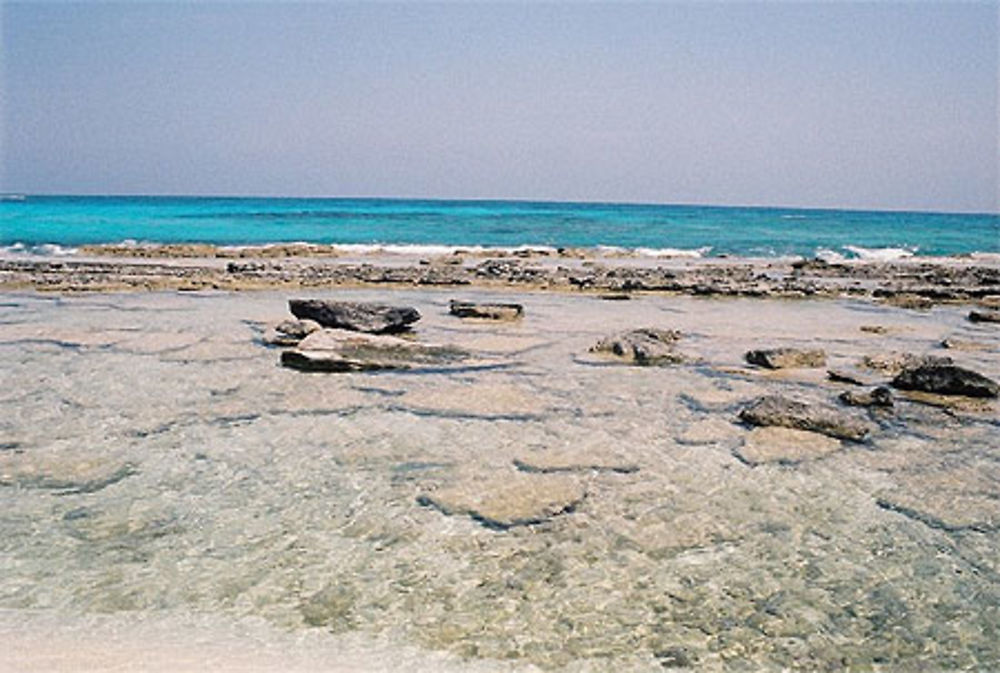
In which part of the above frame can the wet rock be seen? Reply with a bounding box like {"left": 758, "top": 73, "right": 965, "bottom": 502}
{"left": 300, "top": 584, "right": 356, "bottom": 630}
{"left": 281, "top": 329, "right": 467, "bottom": 372}
{"left": 860, "top": 352, "right": 952, "bottom": 377}
{"left": 827, "top": 369, "right": 874, "bottom": 386}
{"left": 968, "top": 309, "right": 1000, "bottom": 324}
{"left": 891, "top": 364, "right": 999, "bottom": 398}
{"left": 839, "top": 386, "right": 893, "bottom": 408}
{"left": 859, "top": 325, "right": 889, "bottom": 334}
{"left": 0, "top": 451, "right": 137, "bottom": 494}
{"left": 448, "top": 300, "right": 523, "bottom": 321}
{"left": 262, "top": 318, "right": 321, "bottom": 346}
{"left": 513, "top": 448, "right": 639, "bottom": 474}
{"left": 288, "top": 299, "right": 420, "bottom": 333}
{"left": 745, "top": 348, "right": 826, "bottom": 369}
{"left": 417, "top": 474, "right": 585, "bottom": 529}
{"left": 590, "top": 328, "right": 684, "bottom": 365}
{"left": 883, "top": 294, "right": 934, "bottom": 310}
{"left": 738, "top": 395, "right": 873, "bottom": 442}
{"left": 736, "top": 427, "right": 842, "bottom": 465}
{"left": 940, "top": 338, "right": 988, "bottom": 351}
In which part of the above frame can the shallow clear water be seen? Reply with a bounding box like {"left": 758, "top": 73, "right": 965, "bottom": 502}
{"left": 2, "top": 196, "right": 998, "bottom": 258}
{"left": 1, "top": 288, "right": 998, "bottom": 670}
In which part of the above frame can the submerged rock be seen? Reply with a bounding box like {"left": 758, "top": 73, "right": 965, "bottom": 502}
{"left": 288, "top": 299, "right": 420, "bottom": 333}
{"left": 590, "top": 327, "right": 684, "bottom": 365}
{"left": 736, "top": 427, "right": 842, "bottom": 465}
{"left": 745, "top": 348, "right": 826, "bottom": 369}
{"left": 281, "top": 329, "right": 467, "bottom": 372}
{"left": 892, "top": 364, "right": 999, "bottom": 398}
{"left": 448, "top": 300, "right": 523, "bottom": 321}
{"left": 0, "top": 451, "right": 137, "bottom": 494}
{"left": 513, "top": 448, "right": 639, "bottom": 474}
{"left": 968, "top": 309, "right": 1000, "bottom": 324}
{"left": 262, "top": 318, "right": 321, "bottom": 346}
{"left": 839, "top": 386, "right": 894, "bottom": 408}
{"left": 738, "top": 395, "right": 873, "bottom": 442}
{"left": 417, "top": 474, "right": 585, "bottom": 529}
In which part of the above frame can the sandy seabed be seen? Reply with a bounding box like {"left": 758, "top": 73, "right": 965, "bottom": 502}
{"left": 1, "top": 270, "right": 998, "bottom": 670}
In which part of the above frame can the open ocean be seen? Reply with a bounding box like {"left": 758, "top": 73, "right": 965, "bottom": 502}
{"left": 2, "top": 195, "right": 998, "bottom": 260}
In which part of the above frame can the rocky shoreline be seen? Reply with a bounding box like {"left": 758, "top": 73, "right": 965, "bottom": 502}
{"left": 2, "top": 247, "right": 1000, "bottom": 305}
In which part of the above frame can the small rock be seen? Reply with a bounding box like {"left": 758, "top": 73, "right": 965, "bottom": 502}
{"left": 300, "top": 584, "right": 356, "bottom": 630}
{"left": 968, "top": 309, "right": 1000, "bottom": 324}
{"left": 940, "top": 338, "right": 988, "bottom": 351}
{"left": 839, "top": 386, "right": 894, "bottom": 408}
{"left": 598, "top": 293, "right": 632, "bottom": 301}
{"left": 827, "top": 369, "right": 873, "bottom": 386}
{"left": 736, "top": 427, "right": 842, "bottom": 465}
{"left": 892, "top": 364, "right": 999, "bottom": 398}
{"left": 590, "top": 328, "right": 684, "bottom": 365}
{"left": 738, "top": 395, "right": 873, "bottom": 442}
{"left": 281, "top": 329, "right": 467, "bottom": 372}
{"left": 448, "top": 300, "right": 523, "bottom": 321}
{"left": 262, "top": 318, "right": 321, "bottom": 346}
{"left": 745, "top": 348, "right": 826, "bottom": 369}
{"left": 884, "top": 294, "right": 934, "bottom": 310}
{"left": 417, "top": 474, "right": 585, "bottom": 529}
{"left": 288, "top": 299, "right": 420, "bottom": 333}
{"left": 860, "top": 352, "right": 952, "bottom": 377}
{"left": 859, "top": 325, "right": 889, "bottom": 334}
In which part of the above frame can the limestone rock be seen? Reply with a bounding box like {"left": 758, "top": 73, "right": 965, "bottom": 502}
{"left": 0, "top": 451, "right": 136, "bottom": 494}
{"left": 417, "top": 474, "right": 585, "bottom": 529}
{"left": 968, "top": 309, "right": 1000, "bottom": 324}
{"left": 281, "top": 329, "right": 467, "bottom": 373}
{"left": 839, "top": 386, "right": 894, "bottom": 408}
{"left": 590, "top": 328, "right": 684, "bottom": 365}
{"left": 513, "top": 448, "right": 639, "bottom": 474}
{"left": 827, "top": 369, "right": 875, "bottom": 386}
{"left": 860, "top": 352, "right": 952, "bottom": 377}
{"left": 262, "top": 318, "right": 320, "bottom": 346}
{"left": 448, "top": 300, "right": 523, "bottom": 321}
{"left": 738, "top": 395, "right": 873, "bottom": 442}
{"left": 288, "top": 299, "right": 420, "bottom": 333}
{"left": 736, "top": 427, "right": 842, "bottom": 465}
{"left": 892, "top": 364, "right": 999, "bottom": 398}
{"left": 745, "top": 348, "right": 826, "bottom": 369}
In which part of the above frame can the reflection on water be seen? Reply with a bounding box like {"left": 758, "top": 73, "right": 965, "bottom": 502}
{"left": 1, "top": 289, "right": 998, "bottom": 670}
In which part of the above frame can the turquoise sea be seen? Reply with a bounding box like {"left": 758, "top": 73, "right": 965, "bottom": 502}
{"left": 2, "top": 195, "right": 997, "bottom": 259}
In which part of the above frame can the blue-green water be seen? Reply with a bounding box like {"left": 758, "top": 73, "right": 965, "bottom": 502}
{"left": 2, "top": 195, "right": 997, "bottom": 259}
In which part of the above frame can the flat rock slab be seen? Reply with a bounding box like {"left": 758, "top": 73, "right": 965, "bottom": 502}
{"left": 589, "top": 327, "right": 684, "bottom": 365}
{"left": 745, "top": 348, "right": 826, "bottom": 369}
{"left": 877, "top": 469, "right": 1000, "bottom": 533}
{"left": 400, "top": 383, "right": 543, "bottom": 418}
{"left": 513, "top": 448, "right": 639, "bottom": 474}
{"left": 892, "top": 364, "right": 999, "bottom": 398}
{"left": 0, "top": 451, "right": 136, "bottom": 494}
{"left": 736, "top": 427, "right": 842, "bottom": 465}
{"left": 288, "top": 299, "right": 420, "bottom": 333}
{"left": 417, "top": 474, "right": 586, "bottom": 529}
{"left": 449, "top": 300, "right": 523, "bottom": 321}
{"left": 860, "top": 352, "right": 952, "bottom": 377}
{"left": 738, "top": 395, "right": 873, "bottom": 442}
{"left": 281, "top": 329, "right": 467, "bottom": 372}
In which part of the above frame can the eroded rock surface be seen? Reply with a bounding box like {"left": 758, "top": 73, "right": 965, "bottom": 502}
{"left": 262, "top": 318, "right": 320, "bottom": 346}
{"left": 0, "top": 451, "right": 136, "bottom": 494}
{"left": 839, "top": 386, "right": 894, "bottom": 408}
{"left": 738, "top": 395, "right": 873, "bottom": 441}
{"left": 288, "top": 299, "right": 420, "bottom": 333}
{"left": 968, "top": 309, "right": 1000, "bottom": 324}
{"left": 513, "top": 448, "right": 639, "bottom": 474}
{"left": 860, "top": 352, "right": 952, "bottom": 377}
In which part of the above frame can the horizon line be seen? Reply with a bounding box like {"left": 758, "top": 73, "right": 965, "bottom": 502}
{"left": 4, "top": 191, "right": 998, "bottom": 218}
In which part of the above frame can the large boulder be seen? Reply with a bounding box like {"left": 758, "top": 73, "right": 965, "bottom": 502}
{"left": 281, "top": 329, "right": 466, "bottom": 372}
{"left": 449, "top": 300, "right": 523, "bottom": 321}
{"left": 892, "top": 364, "right": 999, "bottom": 398}
{"left": 745, "top": 348, "right": 826, "bottom": 369}
{"left": 590, "top": 328, "right": 684, "bottom": 365}
{"left": 738, "top": 395, "right": 873, "bottom": 442}
{"left": 288, "top": 299, "right": 420, "bottom": 333}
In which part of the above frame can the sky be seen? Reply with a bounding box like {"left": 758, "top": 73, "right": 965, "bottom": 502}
{"left": 1, "top": 1, "right": 997, "bottom": 212}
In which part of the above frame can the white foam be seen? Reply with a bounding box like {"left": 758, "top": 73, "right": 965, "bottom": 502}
{"left": 815, "top": 248, "right": 847, "bottom": 263}
{"left": 634, "top": 246, "right": 712, "bottom": 258}
{"left": 843, "top": 245, "right": 917, "bottom": 261}
{"left": 1, "top": 242, "right": 79, "bottom": 256}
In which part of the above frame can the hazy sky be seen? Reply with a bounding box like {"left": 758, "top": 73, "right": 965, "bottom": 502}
{"left": 2, "top": 2, "right": 997, "bottom": 212}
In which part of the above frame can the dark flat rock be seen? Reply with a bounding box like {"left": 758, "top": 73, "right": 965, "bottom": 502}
{"left": 968, "top": 309, "right": 1000, "bottom": 324}
{"left": 448, "top": 300, "right": 523, "bottom": 321}
{"left": 892, "top": 364, "right": 999, "bottom": 398}
{"left": 288, "top": 299, "right": 420, "bottom": 333}
{"left": 745, "top": 348, "right": 826, "bottom": 369}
